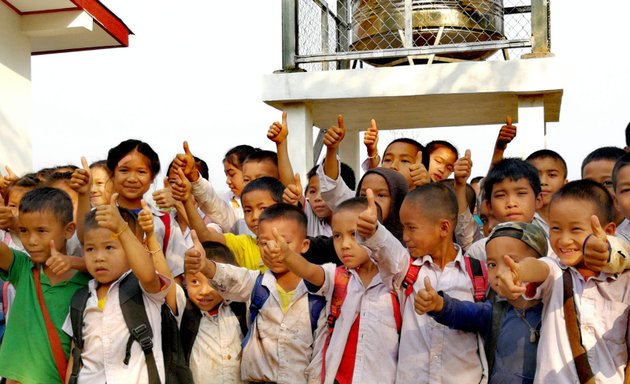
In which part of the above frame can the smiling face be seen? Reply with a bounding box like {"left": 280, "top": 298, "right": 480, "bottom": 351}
{"left": 359, "top": 173, "right": 392, "bottom": 222}
{"left": 488, "top": 178, "right": 542, "bottom": 223}
{"left": 90, "top": 166, "right": 113, "bottom": 207}
{"left": 528, "top": 157, "right": 567, "bottom": 206}
{"left": 306, "top": 175, "right": 332, "bottom": 220}
{"left": 428, "top": 146, "right": 457, "bottom": 182}
{"left": 381, "top": 142, "right": 420, "bottom": 189}
{"left": 331, "top": 208, "right": 371, "bottom": 269}
{"left": 18, "top": 211, "right": 74, "bottom": 264}
{"left": 113, "top": 150, "right": 154, "bottom": 208}
{"left": 486, "top": 236, "right": 540, "bottom": 291}
{"left": 257, "top": 218, "right": 309, "bottom": 274}
{"left": 223, "top": 160, "right": 244, "bottom": 196}
{"left": 185, "top": 271, "right": 224, "bottom": 311}
{"left": 84, "top": 227, "right": 130, "bottom": 284}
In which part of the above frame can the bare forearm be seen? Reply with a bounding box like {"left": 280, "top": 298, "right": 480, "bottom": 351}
{"left": 184, "top": 198, "right": 225, "bottom": 244}
{"left": 76, "top": 194, "right": 91, "bottom": 243}
{"left": 285, "top": 252, "right": 325, "bottom": 287}
{"left": 454, "top": 182, "right": 468, "bottom": 214}
{"left": 146, "top": 232, "right": 177, "bottom": 312}
{"left": 518, "top": 258, "right": 550, "bottom": 283}
{"left": 119, "top": 228, "right": 161, "bottom": 292}
{"left": 276, "top": 141, "right": 295, "bottom": 187}
{"left": 323, "top": 149, "right": 339, "bottom": 180}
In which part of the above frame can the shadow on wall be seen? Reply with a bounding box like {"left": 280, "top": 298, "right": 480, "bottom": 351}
{"left": 0, "top": 109, "right": 31, "bottom": 176}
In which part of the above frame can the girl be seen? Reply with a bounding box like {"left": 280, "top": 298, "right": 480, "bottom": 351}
{"left": 88, "top": 160, "right": 113, "bottom": 207}
{"left": 424, "top": 140, "right": 459, "bottom": 182}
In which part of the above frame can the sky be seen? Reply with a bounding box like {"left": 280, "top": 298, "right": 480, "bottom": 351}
{"left": 29, "top": 1, "right": 630, "bottom": 196}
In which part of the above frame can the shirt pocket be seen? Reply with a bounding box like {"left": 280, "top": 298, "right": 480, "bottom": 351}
{"left": 598, "top": 299, "right": 630, "bottom": 365}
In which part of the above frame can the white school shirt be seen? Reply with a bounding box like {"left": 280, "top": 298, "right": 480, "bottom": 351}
{"left": 527, "top": 258, "right": 630, "bottom": 384}
{"left": 303, "top": 199, "right": 332, "bottom": 238}
{"left": 175, "top": 286, "right": 244, "bottom": 384}
{"left": 62, "top": 270, "right": 170, "bottom": 384}
{"left": 210, "top": 263, "right": 326, "bottom": 384}
{"left": 191, "top": 177, "right": 239, "bottom": 234}
{"left": 317, "top": 161, "right": 355, "bottom": 211}
{"left": 364, "top": 225, "right": 487, "bottom": 384}
{"left": 315, "top": 263, "right": 399, "bottom": 384}
{"left": 151, "top": 204, "right": 187, "bottom": 277}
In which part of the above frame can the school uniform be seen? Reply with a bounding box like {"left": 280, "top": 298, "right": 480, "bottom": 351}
{"left": 150, "top": 204, "right": 188, "bottom": 277}
{"left": 314, "top": 263, "right": 399, "bottom": 384}
{"left": 364, "top": 225, "right": 487, "bottom": 384}
{"left": 210, "top": 263, "right": 325, "bottom": 384}
{"left": 527, "top": 257, "right": 630, "bottom": 383}
{"left": 191, "top": 176, "right": 240, "bottom": 234}
{"left": 303, "top": 199, "right": 332, "bottom": 238}
{"left": 62, "top": 270, "right": 170, "bottom": 384}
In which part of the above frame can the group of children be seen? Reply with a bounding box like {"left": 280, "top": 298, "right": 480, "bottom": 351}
{"left": 0, "top": 115, "right": 630, "bottom": 384}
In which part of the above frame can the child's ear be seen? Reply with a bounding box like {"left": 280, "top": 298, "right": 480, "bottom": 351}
{"left": 64, "top": 221, "right": 76, "bottom": 240}
{"left": 300, "top": 238, "right": 310, "bottom": 254}
{"left": 439, "top": 218, "right": 452, "bottom": 238}
{"left": 484, "top": 199, "right": 493, "bottom": 216}
{"left": 535, "top": 193, "right": 543, "bottom": 210}
{"left": 604, "top": 221, "right": 616, "bottom": 236}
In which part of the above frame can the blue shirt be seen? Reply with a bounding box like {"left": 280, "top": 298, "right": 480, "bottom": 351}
{"left": 431, "top": 293, "right": 542, "bottom": 384}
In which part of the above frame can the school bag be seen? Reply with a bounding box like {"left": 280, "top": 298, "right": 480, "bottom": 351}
{"left": 401, "top": 255, "right": 488, "bottom": 301}
{"left": 241, "top": 273, "right": 326, "bottom": 349}
{"left": 68, "top": 273, "right": 193, "bottom": 384}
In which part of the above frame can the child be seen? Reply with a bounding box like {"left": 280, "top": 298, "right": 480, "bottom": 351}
{"left": 496, "top": 179, "right": 630, "bottom": 383}
{"left": 179, "top": 240, "right": 245, "bottom": 384}
{"left": 184, "top": 203, "right": 325, "bottom": 384}
{"left": 363, "top": 182, "right": 487, "bottom": 384}
{"left": 276, "top": 195, "right": 400, "bottom": 384}
{"left": 88, "top": 160, "right": 113, "bottom": 207}
{"left": 0, "top": 187, "right": 90, "bottom": 383}
{"left": 424, "top": 140, "right": 459, "bottom": 182}
{"left": 242, "top": 149, "right": 280, "bottom": 187}
{"left": 581, "top": 146, "right": 626, "bottom": 225}
{"left": 613, "top": 153, "right": 630, "bottom": 240}
{"left": 415, "top": 221, "right": 548, "bottom": 384}
{"left": 177, "top": 175, "right": 285, "bottom": 272}
{"left": 0, "top": 174, "right": 40, "bottom": 250}
{"left": 65, "top": 194, "right": 170, "bottom": 383}
{"left": 525, "top": 149, "right": 568, "bottom": 233}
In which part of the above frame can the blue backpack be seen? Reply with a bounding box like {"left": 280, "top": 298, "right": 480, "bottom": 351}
{"left": 241, "top": 274, "right": 326, "bottom": 348}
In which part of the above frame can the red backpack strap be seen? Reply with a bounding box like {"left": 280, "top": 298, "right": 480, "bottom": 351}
{"left": 158, "top": 212, "right": 171, "bottom": 252}
{"left": 390, "top": 292, "right": 402, "bottom": 334}
{"left": 464, "top": 256, "right": 488, "bottom": 302}
{"left": 321, "top": 266, "right": 351, "bottom": 383}
{"left": 402, "top": 257, "right": 421, "bottom": 297}
{"left": 2, "top": 281, "right": 8, "bottom": 318}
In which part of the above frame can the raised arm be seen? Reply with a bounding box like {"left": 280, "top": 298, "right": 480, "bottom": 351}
{"left": 264, "top": 227, "right": 324, "bottom": 287}
{"left": 0, "top": 241, "right": 14, "bottom": 272}
{"left": 496, "top": 255, "right": 549, "bottom": 300}
{"left": 489, "top": 116, "right": 517, "bottom": 171}
{"left": 323, "top": 115, "right": 345, "bottom": 181}
{"left": 185, "top": 229, "right": 217, "bottom": 279}
{"left": 282, "top": 173, "right": 305, "bottom": 207}
{"left": 268, "top": 111, "right": 295, "bottom": 187}
{"left": 95, "top": 193, "right": 161, "bottom": 293}
{"left": 364, "top": 118, "right": 380, "bottom": 169}
{"left": 69, "top": 157, "right": 92, "bottom": 243}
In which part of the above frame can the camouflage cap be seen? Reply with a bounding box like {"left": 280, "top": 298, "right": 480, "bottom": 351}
{"left": 486, "top": 221, "right": 548, "bottom": 257}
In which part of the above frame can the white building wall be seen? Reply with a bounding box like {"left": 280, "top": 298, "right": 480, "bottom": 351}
{"left": 0, "top": 5, "right": 32, "bottom": 175}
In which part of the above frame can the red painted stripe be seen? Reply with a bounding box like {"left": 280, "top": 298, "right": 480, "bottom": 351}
{"left": 71, "top": 0, "right": 132, "bottom": 47}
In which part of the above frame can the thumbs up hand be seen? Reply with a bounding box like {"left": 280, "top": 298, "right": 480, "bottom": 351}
{"left": 282, "top": 173, "right": 303, "bottom": 206}
{"left": 454, "top": 149, "right": 472, "bottom": 186}
{"left": 323, "top": 115, "right": 346, "bottom": 150}
{"left": 171, "top": 167, "right": 192, "bottom": 202}
{"left": 185, "top": 230, "right": 207, "bottom": 275}
{"left": 0, "top": 166, "right": 18, "bottom": 189}
{"left": 138, "top": 199, "right": 155, "bottom": 237}
{"left": 414, "top": 276, "right": 444, "bottom": 315}
{"left": 69, "top": 157, "right": 92, "bottom": 195}
{"left": 152, "top": 177, "right": 176, "bottom": 211}
{"left": 357, "top": 189, "right": 379, "bottom": 239}
{"left": 583, "top": 215, "right": 611, "bottom": 272}
{"left": 363, "top": 118, "right": 379, "bottom": 158}
{"left": 267, "top": 111, "right": 289, "bottom": 145}
{"left": 95, "top": 193, "right": 126, "bottom": 234}
{"left": 410, "top": 153, "right": 430, "bottom": 187}
{"left": 495, "top": 116, "right": 517, "bottom": 151}
{"left": 45, "top": 240, "right": 73, "bottom": 276}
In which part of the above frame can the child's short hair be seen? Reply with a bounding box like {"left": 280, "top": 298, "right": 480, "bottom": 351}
{"left": 43, "top": 170, "right": 72, "bottom": 186}
{"left": 201, "top": 241, "right": 238, "bottom": 266}
{"left": 19, "top": 187, "right": 73, "bottom": 225}
{"left": 613, "top": 153, "right": 630, "bottom": 189}
{"left": 107, "top": 139, "right": 161, "bottom": 178}
{"left": 384, "top": 137, "right": 427, "bottom": 165}
{"left": 3, "top": 175, "right": 40, "bottom": 205}
{"left": 404, "top": 182, "right": 458, "bottom": 227}
{"left": 483, "top": 158, "right": 541, "bottom": 202}
{"left": 626, "top": 122, "right": 630, "bottom": 147}
{"left": 240, "top": 176, "right": 284, "bottom": 203}
{"left": 438, "top": 179, "right": 476, "bottom": 214}
{"left": 470, "top": 176, "right": 484, "bottom": 185}
{"left": 243, "top": 149, "right": 278, "bottom": 168}
{"left": 258, "top": 203, "right": 308, "bottom": 236}
{"left": 526, "top": 149, "right": 568, "bottom": 179}
{"left": 83, "top": 207, "right": 139, "bottom": 235}
{"left": 89, "top": 160, "right": 110, "bottom": 173}
{"left": 334, "top": 196, "right": 383, "bottom": 222}
{"left": 551, "top": 179, "right": 614, "bottom": 224}
{"left": 166, "top": 156, "right": 210, "bottom": 181}
{"left": 580, "top": 146, "right": 625, "bottom": 178}
{"left": 306, "top": 162, "right": 356, "bottom": 191}
{"left": 425, "top": 140, "right": 459, "bottom": 159}
{"left": 223, "top": 144, "right": 257, "bottom": 170}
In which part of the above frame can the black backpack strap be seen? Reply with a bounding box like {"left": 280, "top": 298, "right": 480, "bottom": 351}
{"left": 229, "top": 301, "right": 249, "bottom": 338}
{"left": 68, "top": 286, "right": 90, "bottom": 384}
{"left": 119, "top": 273, "right": 161, "bottom": 384}
{"left": 180, "top": 299, "right": 203, "bottom": 364}
{"left": 484, "top": 290, "right": 507, "bottom": 375}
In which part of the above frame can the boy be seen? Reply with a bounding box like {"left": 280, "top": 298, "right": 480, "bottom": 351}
{"left": 175, "top": 176, "right": 285, "bottom": 272}
{"left": 415, "top": 221, "right": 548, "bottom": 384}
{"left": 65, "top": 194, "right": 170, "bottom": 383}
{"left": 497, "top": 179, "right": 630, "bottom": 383}
{"left": 613, "top": 153, "right": 630, "bottom": 240}
{"left": 362, "top": 183, "right": 487, "bottom": 384}
{"left": 185, "top": 203, "right": 325, "bottom": 384}
{"left": 526, "top": 149, "right": 568, "bottom": 233}
{"left": 581, "top": 146, "right": 626, "bottom": 225}
{"left": 242, "top": 150, "right": 280, "bottom": 187}
{"left": 0, "top": 187, "right": 90, "bottom": 383}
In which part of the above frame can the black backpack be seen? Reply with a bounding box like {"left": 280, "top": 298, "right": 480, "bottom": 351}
{"left": 68, "top": 273, "right": 193, "bottom": 384}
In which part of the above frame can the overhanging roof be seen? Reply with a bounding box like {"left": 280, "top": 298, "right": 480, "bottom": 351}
{"left": 2, "top": 0, "right": 132, "bottom": 54}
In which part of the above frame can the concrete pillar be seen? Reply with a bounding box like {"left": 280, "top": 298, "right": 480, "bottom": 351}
{"left": 517, "top": 95, "right": 546, "bottom": 158}
{"left": 286, "top": 103, "right": 314, "bottom": 180}
{"left": 338, "top": 128, "right": 360, "bottom": 177}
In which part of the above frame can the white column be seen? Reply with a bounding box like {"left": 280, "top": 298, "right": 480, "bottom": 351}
{"left": 285, "top": 103, "right": 314, "bottom": 181}
{"left": 339, "top": 128, "right": 360, "bottom": 178}
{"left": 516, "top": 95, "right": 546, "bottom": 158}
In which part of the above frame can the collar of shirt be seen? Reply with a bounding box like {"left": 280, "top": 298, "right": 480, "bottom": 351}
{"left": 417, "top": 244, "right": 466, "bottom": 272}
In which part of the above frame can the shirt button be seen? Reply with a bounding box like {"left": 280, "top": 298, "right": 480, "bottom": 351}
{"left": 280, "top": 323, "right": 286, "bottom": 328}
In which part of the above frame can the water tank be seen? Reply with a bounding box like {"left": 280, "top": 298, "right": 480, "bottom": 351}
{"left": 351, "top": 0, "right": 505, "bottom": 65}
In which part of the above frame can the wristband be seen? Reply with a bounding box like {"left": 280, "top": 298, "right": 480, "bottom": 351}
{"left": 111, "top": 222, "right": 129, "bottom": 240}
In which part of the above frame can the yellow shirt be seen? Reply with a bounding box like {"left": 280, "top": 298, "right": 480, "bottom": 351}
{"left": 275, "top": 284, "right": 295, "bottom": 313}
{"left": 224, "top": 233, "right": 266, "bottom": 272}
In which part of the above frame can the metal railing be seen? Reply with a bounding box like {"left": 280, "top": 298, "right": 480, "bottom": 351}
{"left": 282, "top": 0, "right": 550, "bottom": 71}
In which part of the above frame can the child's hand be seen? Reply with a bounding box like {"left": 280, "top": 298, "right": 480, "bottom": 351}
{"left": 0, "top": 165, "right": 17, "bottom": 189}
{"left": 414, "top": 276, "right": 444, "bottom": 315}
{"left": 267, "top": 111, "right": 289, "bottom": 145}
{"left": 495, "top": 116, "right": 517, "bottom": 151}
{"left": 171, "top": 167, "right": 192, "bottom": 202}
{"left": 152, "top": 178, "right": 176, "bottom": 210}
{"left": 138, "top": 200, "right": 155, "bottom": 237}
{"left": 454, "top": 149, "right": 472, "bottom": 186}
{"left": 363, "top": 118, "right": 379, "bottom": 158}
{"left": 69, "top": 157, "right": 91, "bottom": 195}
{"left": 323, "top": 115, "right": 346, "bottom": 150}
{"left": 357, "top": 189, "right": 379, "bottom": 239}
{"left": 282, "top": 173, "right": 303, "bottom": 206}
{"left": 410, "top": 154, "right": 430, "bottom": 187}
{"left": 45, "top": 240, "right": 73, "bottom": 275}
{"left": 173, "top": 141, "right": 198, "bottom": 182}
{"left": 583, "top": 215, "right": 610, "bottom": 272}
{"left": 95, "top": 193, "right": 126, "bottom": 234}
{"left": 263, "top": 227, "right": 290, "bottom": 266}
{"left": 185, "top": 230, "right": 207, "bottom": 275}
{"left": 0, "top": 204, "right": 16, "bottom": 230}
{"left": 496, "top": 255, "right": 526, "bottom": 300}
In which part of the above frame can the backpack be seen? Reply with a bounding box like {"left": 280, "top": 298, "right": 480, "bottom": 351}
{"left": 158, "top": 213, "right": 171, "bottom": 252}
{"left": 68, "top": 273, "right": 193, "bottom": 384}
{"left": 241, "top": 273, "right": 326, "bottom": 349}
{"left": 401, "top": 256, "right": 488, "bottom": 301}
